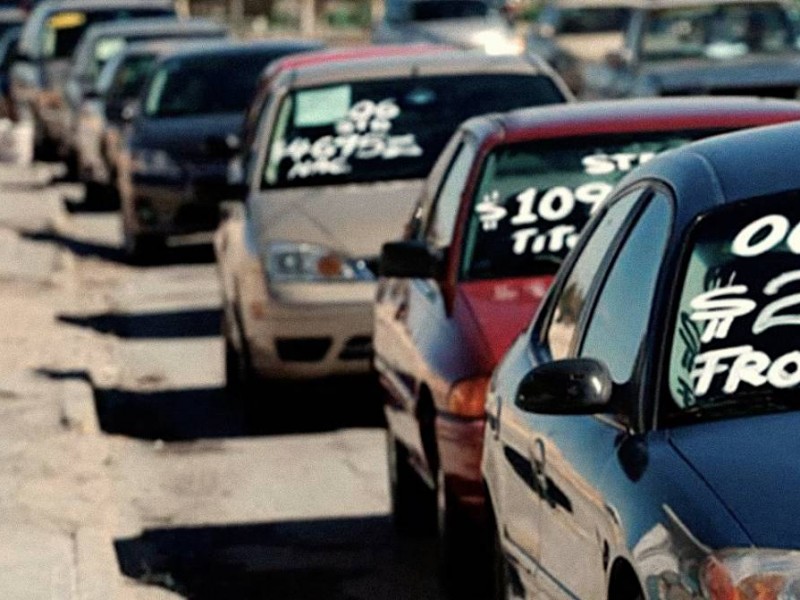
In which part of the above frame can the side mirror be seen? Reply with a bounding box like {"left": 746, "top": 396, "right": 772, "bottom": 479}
{"left": 121, "top": 100, "right": 139, "bottom": 123}
{"left": 379, "top": 239, "right": 442, "bottom": 278}
{"left": 515, "top": 358, "right": 612, "bottom": 415}
{"left": 605, "top": 48, "right": 631, "bottom": 70}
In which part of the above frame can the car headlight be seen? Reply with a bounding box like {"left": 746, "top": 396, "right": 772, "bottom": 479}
{"left": 131, "top": 148, "right": 182, "bottom": 179}
{"left": 471, "top": 30, "right": 524, "bottom": 56}
{"left": 701, "top": 549, "right": 800, "bottom": 599}
{"left": 264, "top": 241, "right": 375, "bottom": 283}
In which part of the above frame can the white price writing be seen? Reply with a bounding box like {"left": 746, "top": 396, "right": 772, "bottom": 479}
{"left": 732, "top": 214, "right": 800, "bottom": 257}
{"left": 689, "top": 269, "right": 800, "bottom": 396}
{"left": 581, "top": 152, "right": 657, "bottom": 175}
{"left": 277, "top": 98, "right": 423, "bottom": 180}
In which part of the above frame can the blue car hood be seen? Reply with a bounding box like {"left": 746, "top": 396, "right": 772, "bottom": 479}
{"left": 130, "top": 112, "right": 242, "bottom": 159}
{"left": 669, "top": 411, "right": 800, "bottom": 548}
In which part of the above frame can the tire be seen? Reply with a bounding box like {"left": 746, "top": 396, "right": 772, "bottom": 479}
{"left": 387, "top": 429, "right": 436, "bottom": 535}
{"left": 438, "top": 469, "right": 491, "bottom": 598}
{"left": 123, "top": 229, "right": 165, "bottom": 264}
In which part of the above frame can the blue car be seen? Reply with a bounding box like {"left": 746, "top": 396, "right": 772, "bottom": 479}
{"left": 483, "top": 119, "right": 800, "bottom": 599}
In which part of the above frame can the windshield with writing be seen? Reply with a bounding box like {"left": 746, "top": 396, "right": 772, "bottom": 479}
{"left": 262, "top": 74, "right": 564, "bottom": 189}
{"left": 669, "top": 193, "right": 800, "bottom": 421}
{"left": 461, "top": 132, "right": 713, "bottom": 280}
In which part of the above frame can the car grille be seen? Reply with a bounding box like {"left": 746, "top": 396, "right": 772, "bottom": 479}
{"left": 338, "top": 336, "right": 373, "bottom": 361}
{"left": 275, "top": 337, "right": 332, "bottom": 362}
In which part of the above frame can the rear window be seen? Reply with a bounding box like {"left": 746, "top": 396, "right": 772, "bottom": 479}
{"left": 262, "top": 74, "right": 565, "bottom": 189}
{"left": 41, "top": 8, "right": 173, "bottom": 59}
{"left": 541, "top": 6, "right": 631, "bottom": 34}
{"left": 143, "top": 51, "right": 276, "bottom": 117}
{"left": 668, "top": 192, "right": 800, "bottom": 422}
{"left": 460, "top": 131, "right": 721, "bottom": 280}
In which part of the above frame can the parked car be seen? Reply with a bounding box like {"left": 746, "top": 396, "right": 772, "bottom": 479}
{"left": 213, "top": 50, "right": 569, "bottom": 400}
{"left": 526, "top": 0, "right": 632, "bottom": 93}
{"left": 62, "top": 17, "right": 227, "bottom": 177}
{"left": 9, "top": 0, "right": 175, "bottom": 159}
{"left": 483, "top": 117, "right": 800, "bottom": 599}
{"left": 117, "top": 38, "right": 320, "bottom": 258}
{"left": 582, "top": 0, "right": 800, "bottom": 99}
{"left": 373, "top": 0, "right": 522, "bottom": 55}
{"left": 375, "top": 96, "right": 800, "bottom": 594}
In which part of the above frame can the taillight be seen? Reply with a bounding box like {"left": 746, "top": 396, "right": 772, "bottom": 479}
{"left": 446, "top": 377, "right": 490, "bottom": 418}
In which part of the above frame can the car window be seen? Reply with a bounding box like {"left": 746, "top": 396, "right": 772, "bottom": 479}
{"left": 641, "top": 3, "right": 796, "bottom": 62}
{"left": 425, "top": 137, "right": 476, "bottom": 250}
{"left": 543, "top": 189, "right": 643, "bottom": 360}
{"left": 667, "top": 191, "right": 800, "bottom": 422}
{"left": 580, "top": 191, "right": 672, "bottom": 384}
{"left": 460, "top": 131, "right": 714, "bottom": 281}
{"left": 261, "top": 74, "right": 565, "bottom": 189}
{"left": 553, "top": 7, "right": 631, "bottom": 34}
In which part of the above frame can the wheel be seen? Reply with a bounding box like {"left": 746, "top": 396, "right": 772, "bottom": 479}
{"left": 437, "top": 469, "right": 491, "bottom": 598}
{"left": 387, "top": 429, "right": 436, "bottom": 534}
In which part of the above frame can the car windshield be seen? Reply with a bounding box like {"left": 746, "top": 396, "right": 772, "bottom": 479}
{"left": 41, "top": 9, "right": 172, "bottom": 59}
{"left": 641, "top": 3, "right": 797, "bottom": 61}
{"left": 668, "top": 192, "right": 800, "bottom": 421}
{"left": 542, "top": 6, "right": 631, "bottom": 34}
{"left": 461, "top": 131, "right": 719, "bottom": 280}
{"left": 262, "top": 74, "right": 564, "bottom": 189}
{"left": 143, "top": 51, "right": 273, "bottom": 118}
{"left": 104, "top": 51, "right": 156, "bottom": 99}
{"left": 410, "top": 0, "right": 489, "bottom": 20}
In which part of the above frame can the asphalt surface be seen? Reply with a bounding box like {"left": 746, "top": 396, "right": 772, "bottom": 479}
{"left": 45, "top": 176, "right": 445, "bottom": 599}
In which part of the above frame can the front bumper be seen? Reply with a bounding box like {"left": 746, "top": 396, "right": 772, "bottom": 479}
{"left": 238, "top": 266, "right": 375, "bottom": 380}
{"left": 129, "top": 162, "right": 236, "bottom": 236}
{"left": 436, "top": 413, "right": 487, "bottom": 522}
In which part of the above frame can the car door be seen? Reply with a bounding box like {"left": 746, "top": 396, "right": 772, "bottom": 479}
{"left": 376, "top": 132, "right": 476, "bottom": 458}
{"left": 496, "top": 188, "right": 647, "bottom": 587}
{"left": 531, "top": 189, "right": 673, "bottom": 598}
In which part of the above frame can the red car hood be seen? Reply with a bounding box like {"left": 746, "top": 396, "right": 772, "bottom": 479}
{"left": 458, "top": 277, "right": 553, "bottom": 363}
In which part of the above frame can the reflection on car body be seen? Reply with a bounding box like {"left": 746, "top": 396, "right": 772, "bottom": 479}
{"left": 374, "top": 96, "right": 800, "bottom": 595}
{"left": 483, "top": 114, "right": 800, "bottom": 599}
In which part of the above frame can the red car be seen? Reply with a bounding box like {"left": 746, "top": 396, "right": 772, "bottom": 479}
{"left": 373, "top": 96, "right": 800, "bottom": 592}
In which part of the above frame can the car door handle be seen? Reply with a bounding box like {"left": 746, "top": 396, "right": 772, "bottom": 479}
{"left": 530, "top": 438, "right": 546, "bottom": 472}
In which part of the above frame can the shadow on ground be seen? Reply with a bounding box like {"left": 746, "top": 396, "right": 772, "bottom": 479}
{"left": 116, "top": 516, "right": 442, "bottom": 600}
{"left": 21, "top": 230, "right": 215, "bottom": 266}
{"left": 92, "top": 376, "right": 384, "bottom": 441}
{"left": 57, "top": 308, "right": 221, "bottom": 339}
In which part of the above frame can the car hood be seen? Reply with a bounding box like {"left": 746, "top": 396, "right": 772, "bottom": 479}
{"left": 131, "top": 113, "right": 243, "bottom": 159}
{"left": 642, "top": 53, "right": 800, "bottom": 92}
{"left": 401, "top": 16, "right": 514, "bottom": 48}
{"left": 249, "top": 179, "right": 424, "bottom": 261}
{"left": 458, "top": 277, "right": 552, "bottom": 362}
{"left": 669, "top": 411, "right": 800, "bottom": 547}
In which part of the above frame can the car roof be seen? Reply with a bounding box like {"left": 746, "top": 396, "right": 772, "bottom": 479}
{"left": 548, "top": 0, "right": 789, "bottom": 8}
{"left": 77, "top": 16, "right": 224, "bottom": 40}
{"left": 0, "top": 7, "right": 25, "bottom": 23}
{"left": 121, "top": 36, "right": 220, "bottom": 57}
{"left": 616, "top": 118, "right": 800, "bottom": 228}
{"left": 280, "top": 50, "right": 550, "bottom": 89}
{"left": 470, "top": 97, "right": 800, "bottom": 144}
{"left": 261, "top": 43, "right": 446, "bottom": 80}
{"left": 152, "top": 37, "right": 319, "bottom": 61}
{"left": 31, "top": 0, "right": 173, "bottom": 12}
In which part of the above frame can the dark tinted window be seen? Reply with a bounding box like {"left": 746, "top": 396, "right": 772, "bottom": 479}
{"left": 108, "top": 52, "right": 157, "bottom": 99}
{"left": 411, "top": 0, "right": 489, "bottom": 20}
{"left": 580, "top": 192, "right": 671, "bottom": 384}
{"left": 544, "top": 189, "right": 641, "bottom": 360}
{"left": 550, "top": 7, "right": 631, "bottom": 33}
{"left": 426, "top": 138, "right": 476, "bottom": 249}
{"left": 144, "top": 51, "right": 277, "bottom": 117}
{"left": 668, "top": 192, "right": 800, "bottom": 421}
{"left": 42, "top": 9, "right": 173, "bottom": 59}
{"left": 461, "top": 131, "right": 716, "bottom": 280}
{"left": 262, "top": 74, "right": 565, "bottom": 189}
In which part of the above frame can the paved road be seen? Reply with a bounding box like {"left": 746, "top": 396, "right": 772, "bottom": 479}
{"left": 47, "top": 176, "right": 445, "bottom": 598}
